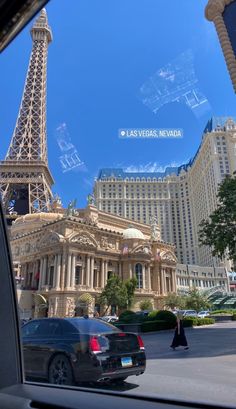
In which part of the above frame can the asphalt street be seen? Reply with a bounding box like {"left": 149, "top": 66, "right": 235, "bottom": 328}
{"left": 97, "top": 321, "right": 236, "bottom": 406}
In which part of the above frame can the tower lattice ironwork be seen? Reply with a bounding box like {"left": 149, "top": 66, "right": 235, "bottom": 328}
{"left": 0, "top": 9, "right": 54, "bottom": 217}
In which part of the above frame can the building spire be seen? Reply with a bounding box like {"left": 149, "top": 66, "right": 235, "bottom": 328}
{"left": 31, "top": 8, "right": 52, "bottom": 43}
{"left": 0, "top": 10, "right": 54, "bottom": 219}
{"left": 6, "top": 8, "right": 51, "bottom": 163}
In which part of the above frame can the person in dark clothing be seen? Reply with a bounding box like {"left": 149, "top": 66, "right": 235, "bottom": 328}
{"left": 170, "top": 312, "right": 189, "bottom": 350}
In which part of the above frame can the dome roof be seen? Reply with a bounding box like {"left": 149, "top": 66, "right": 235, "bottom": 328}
{"left": 123, "top": 227, "right": 145, "bottom": 240}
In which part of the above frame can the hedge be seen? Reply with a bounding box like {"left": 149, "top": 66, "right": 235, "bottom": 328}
{"left": 117, "top": 310, "right": 216, "bottom": 331}
{"left": 232, "top": 314, "right": 236, "bottom": 321}
{"left": 147, "top": 310, "right": 176, "bottom": 326}
{"left": 183, "top": 317, "right": 215, "bottom": 327}
{"left": 141, "top": 320, "right": 174, "bottom": 332}
{"left": 194, "top": 318, "right": 215, "bottom": 326}
{"left": 119, "top": 310, "right": 138, "bottom": 323}
{"left": 210, "top": 309, "right": 236, "bottom": 315}
{"left": 183, "top": 318, "right": 194, "bottom": 327}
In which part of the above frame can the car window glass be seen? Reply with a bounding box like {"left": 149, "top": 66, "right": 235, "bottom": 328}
{"left": 22, "top": 321, "right": 40, "bottom": 337}
{"left": 67, "top": 318, "right": 119, "bottom": 334}
{"left": 36, "top": 320, "right": 62, "bottom": 336}
{"left": 61, "top": 320, "right": 79, "bottom": 334}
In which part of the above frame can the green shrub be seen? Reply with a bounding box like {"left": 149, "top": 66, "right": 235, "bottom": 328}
{"left": 147, "top": 310, "right": 159, "bottom": 320}
{"left": 119, "top": 310, "right": 135, "bottom": 320}
{"left": 139, "top": 299, "right": 153, "bottom": 311}
{"left": 183, "top": 317, "right": 215, "bottom": 327}
{"left": 118, "top": 310, "right": 139, "bottom": 323}
{"left": 140, "top": 315, "right": 215, "bottom": 332}
{"left": 232, "top": 314, "right": 236, "bottom": 321}
{"left": 211, "top": 309, "right": 235, "bottom": 315}
{"left": 183, "top": 318, "right": 194, "bottom": 327}
{"left": 141, "top": 320, "right": 173, "bottom": 332}
{"left": 147, "top": 310, "right": 176, "bottom": 327}
{"left": 193, "top": 318, "right": 215, "bottom": 326}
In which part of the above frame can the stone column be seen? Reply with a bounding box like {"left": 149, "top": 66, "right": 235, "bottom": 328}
{"left": 60, "top": 247, "right": 66, "bottom": 290}
{"left": 147, "top": 265, "right": 151, "bottom": 290}
{"left": 66, "top": 253, "right": 72, "bottom": 289}
{"left": 90, "top": 256, "right": 94, "bottom": 289}
{"left": 160, "top": 268, "right": 165, "bottom": 295}
{"left": 38, "top": 258, "right": 44, "bottom": 290}
{"left": 86, "top": 256, "right": 90, "bottom": 287}
{"left": 53, "top": 255, "right": 57, "bottom": 288}
{"left": 55, "top": 254, "right": 61, "bottom": 290}
{"left": 163, "top": 268, "right": 167, "bottom": 294}
{"left": 81, "top": 263, "right": 85, "bottom": 285}
{"left": 104, "top": 260, "right": 108, "bottom": 285}
{"left": 42, "top": 257, "right": 47, "bottom": 288}
{"left": 129, "top": 263, "right": 133, "bottom": 279}
{"left": 142, "top": 264, "right": 146, "bottom": 290}
{"left": 172, "top": 268, "right": 177, "bottom": 292}
{"left": 101, "top": 259, "right": 105, "bottom": 288}
{"left": 71, "top": 254, "right": 76, "bottom": 289}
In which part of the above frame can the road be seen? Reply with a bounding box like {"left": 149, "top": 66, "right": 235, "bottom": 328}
{"left": 97, "top": 321, "right": 236, "bottom": 406}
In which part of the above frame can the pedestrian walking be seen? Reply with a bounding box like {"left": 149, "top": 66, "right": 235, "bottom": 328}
{"left": 170, "top": 312, "right": 189, "bottom": 350}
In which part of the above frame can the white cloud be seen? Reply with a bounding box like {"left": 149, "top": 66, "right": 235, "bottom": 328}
{"left": 124, "top": 160, "right": 189, "bottom": 173}
{"left": 56, "top": 122, "right": 67, "bottom": 132}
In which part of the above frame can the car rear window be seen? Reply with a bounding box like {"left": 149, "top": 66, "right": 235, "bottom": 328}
{"left": 66, "top": 318, "right": 119, "bottom": 334}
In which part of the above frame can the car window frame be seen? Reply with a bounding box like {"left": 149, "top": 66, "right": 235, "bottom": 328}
{"left": 0, "top": 200, "right": 23, "bottom": 388}
{"left": 0, "top": 2, "right": 235, "bottom": 409}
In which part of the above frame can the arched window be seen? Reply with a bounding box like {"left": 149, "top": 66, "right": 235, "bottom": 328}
{"left": 135, "top": 263, "right": 143, "bottom": 289}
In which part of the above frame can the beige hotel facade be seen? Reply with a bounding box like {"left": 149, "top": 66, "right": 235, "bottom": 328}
{"left": 11, "top": 202, "right": 177, "bottom": 318}
{"left": 94, "top": 117, "right": 236, "bottom": 268}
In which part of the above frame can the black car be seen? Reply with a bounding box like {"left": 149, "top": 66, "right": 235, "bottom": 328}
{"left": 21, "top": 317, "right": 146, "bottom": 385}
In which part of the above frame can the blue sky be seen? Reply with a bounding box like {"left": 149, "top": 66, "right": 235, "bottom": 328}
{"left": 0, "top": 0, "right": 235, "bottom": 207}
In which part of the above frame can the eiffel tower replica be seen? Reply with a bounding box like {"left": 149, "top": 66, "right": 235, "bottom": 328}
{"left": 0, "top": 9, "right": 54, "bottom": 224}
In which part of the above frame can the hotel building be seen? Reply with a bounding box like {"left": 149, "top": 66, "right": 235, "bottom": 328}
{"left": 94, "top": 117, "right": 236, "bottom": 267}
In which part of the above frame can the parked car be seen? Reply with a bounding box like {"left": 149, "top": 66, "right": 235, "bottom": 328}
{"left": 172, "top": 310, "right": 185, "bottom": 316}
{"left": 100, "top": 315, "right": 119, "bottom": 323}
{"left": 198, "top": 311, "right": 210, "bottom": 318}
{"left": 135, "top": 310, "right": 151, "bottom": 317}
{"left": 22, "top": 317, "right": 146, "bottom": 385}
{"left": 183, "top": 310, "right": 198, "bottom": 318}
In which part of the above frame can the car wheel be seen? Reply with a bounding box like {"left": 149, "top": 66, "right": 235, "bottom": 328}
{"left": 48, "top": 354, "right": 74, "bottom": 385}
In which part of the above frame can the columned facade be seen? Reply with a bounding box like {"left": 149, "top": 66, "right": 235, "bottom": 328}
{"left": 10, "top": 206, "right": 177, "bottom": 318}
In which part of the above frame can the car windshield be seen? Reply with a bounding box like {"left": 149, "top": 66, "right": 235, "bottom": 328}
{"left": 1, "top": 0, "right": 236, "bottom": 407}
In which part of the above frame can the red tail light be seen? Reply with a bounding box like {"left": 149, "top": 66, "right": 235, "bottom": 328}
{"left": 137, "top": 335, "right": 145, "bottom": 350}
{"left": 89, "top": 336, "right": 101, "bottom": 353}
{"left": 118, "top": 333, "right": 126, "bottom": 337}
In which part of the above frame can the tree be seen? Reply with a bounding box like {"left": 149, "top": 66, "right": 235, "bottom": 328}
{"left": 185, "top": 288, "right": 211, "bottom": 312}
{"left": 139, "top": 299, "right": 153, "bottom": 311}
{"left": 199, "top": 174, "right": 236, "bottom": 267}
{"left": 124, "top": 277, "right": 137, "bottom": 309}
{"left": 99, "top": 275, "right": 127, "bottom": 314}
{"left": 163, "top": 293, "right": 186, "bottom": 310}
